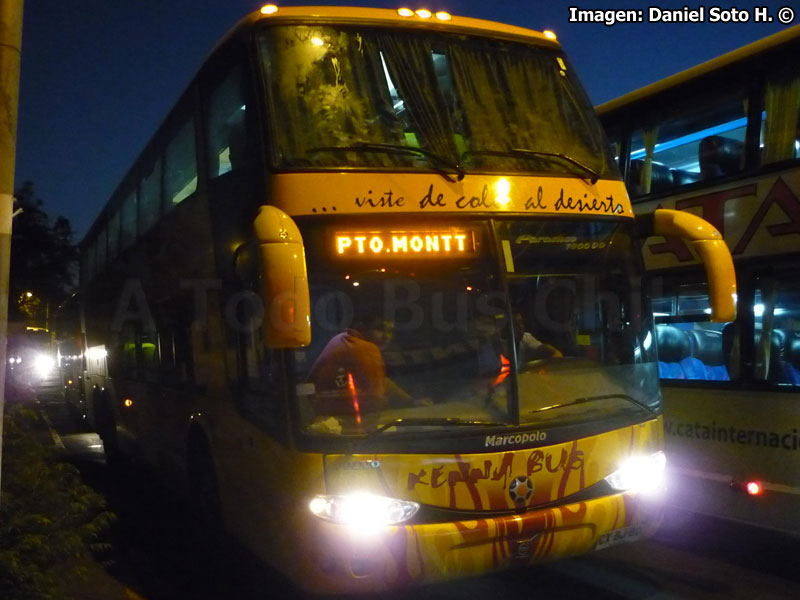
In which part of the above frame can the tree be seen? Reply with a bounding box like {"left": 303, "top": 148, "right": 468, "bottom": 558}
{"left": 0, "top": 406, "right": 114, "bottom": 599}
{"left": 9, "top": 182, "right": 78, "bottom": 329}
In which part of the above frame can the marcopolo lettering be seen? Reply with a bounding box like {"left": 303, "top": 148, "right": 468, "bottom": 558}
{"left": 485, "top": 431, "right": 547, "bottom": 448}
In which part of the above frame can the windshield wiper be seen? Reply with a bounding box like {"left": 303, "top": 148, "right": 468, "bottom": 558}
{"left": 462, "top": 148, "right": 599, "bottom": 184}
{"left": 309, "top": 142, "right": 466, "bottom": 182}
{"left": 348, "top": 417, "right": 504, "bottom": 449}
{"left": 527, "top": 394, "right": 655, "bottom": 416}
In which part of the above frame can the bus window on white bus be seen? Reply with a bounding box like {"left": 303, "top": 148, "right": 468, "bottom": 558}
{"left": 628, "top": 93, "right": 747, "bottom": 197}
{"left": 753, "top": 276, "right": 800, "bottom": 386}
{"left": 761, "top": 63, "right": 800, "bottom": 165}
{"left": 651, "top": 281, "right": 735, "bottom": 382}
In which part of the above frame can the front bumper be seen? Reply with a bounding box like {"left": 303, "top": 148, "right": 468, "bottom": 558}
{"left": 297, "top": 490, "right": 663, "bottom": 595}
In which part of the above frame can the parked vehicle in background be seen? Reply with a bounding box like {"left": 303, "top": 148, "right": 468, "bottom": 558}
{"left": 6, "top": 328, "right": 56, "bottom": 396}
{"left": 597, "top": 24, "right": 800, "bottom": 536}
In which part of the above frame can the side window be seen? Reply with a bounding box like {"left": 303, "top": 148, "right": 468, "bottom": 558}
{"left": 231, "top": 248, "right": 283, "bottom": 429}
{"left": 120, "top": 190, "right": 138, "bottom": 250}
{"left": 605, "top": 126, "right": 622, "bottom": 170}
{"left": 107, "top": 210, "right": 120, "bottom": 262}
{"left": 139, "top": 159, "right": 163, "bottom": 235}
{"left": 164, "top": 117, "right": 198, "bottom": 209}
{"left": 85, "top": 239, "right": 96, "bottom": 284}
{"left": 761, "top": 64, "right": 800, "bottom": 165}
{"left": 206, "top": 65, "right": 249, "bottom": 178}
{"left": 753, "top": 276, "right": 800, "bottom": 386}
{"left": 237, "top": 293, "right": 283, "bottom": 430}
{"left": 118, "top": 322, "right": 138, "bottom": 379}
{"left": 140, "top": 328, "right": 160, "bottom": 383}
{"left": 95, "top": 227, "right": 107, "bottom": 276}
{"left": 651, "top": 280, "right": 735, "bottom": 382}
{"left": 81, "top": 244, "right": 92, "bottom": 286}
{"left": 157, "top": 297, "right": 195, "bottom": 388}
{"left": 229, "top": 260, "right": 274, "bottom": 393}
{"left": 628, "top": 93, "right": 747, "bottom": 197}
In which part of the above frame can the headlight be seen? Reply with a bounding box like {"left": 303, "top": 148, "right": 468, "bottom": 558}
{"left": 33, "top": 353, "right": 55, "bottom": 379}
{"left": 605, "top": 451, "right": 666, "bottom": 494}
{"left": 309, "top": 493, "right": 420, "bottom": 534}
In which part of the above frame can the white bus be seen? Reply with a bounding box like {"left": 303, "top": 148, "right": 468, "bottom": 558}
{"left": 598, "top": 24, "right": 800, "bottom": 536}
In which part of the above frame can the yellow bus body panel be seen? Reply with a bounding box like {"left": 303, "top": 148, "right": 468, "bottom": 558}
{"left": 269, "top": 173, "right": 632, "bottom": 219}
{"left": 257, "top": 416, "right": 663, "bottom": 594}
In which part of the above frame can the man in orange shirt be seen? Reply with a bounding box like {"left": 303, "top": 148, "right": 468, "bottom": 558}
{"left": 309, "top": 316, "right": 414, "bottom": 417}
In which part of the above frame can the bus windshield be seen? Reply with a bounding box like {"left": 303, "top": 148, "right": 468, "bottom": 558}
{"left": 258, "top": 25, "right": 617, "bottom": 179}
{"left": 294, "top": 218, "right": 659, "bottom": 438}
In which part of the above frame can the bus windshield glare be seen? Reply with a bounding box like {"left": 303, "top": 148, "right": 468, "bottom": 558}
{"left": 295, "top": 218, "right": 659, "bottom": 438}
{"left": 258, "top": 25, "right": 617, "bottom": 178}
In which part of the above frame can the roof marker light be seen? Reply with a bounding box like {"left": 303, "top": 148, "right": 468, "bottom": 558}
{"left": 415, "top": 9, "right": 432, "bottom": 19}
{"left": 261, "top": 4, "right": 278, "bottom": 15}
{"left": 543, "top": 30, "right": 557, "bottom": 40}
{"left": 397, "top": 8, "right": 414, "bottom": 17}
{"left": 435, "top": 11, "right": 452, "bottom": 20}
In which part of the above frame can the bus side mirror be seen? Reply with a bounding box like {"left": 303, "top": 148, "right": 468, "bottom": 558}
{"left": 637, "top": 208, "right": 736, "bottom": 323}
{"left": 253, "top": 206, "right": 311, "bottom": 348}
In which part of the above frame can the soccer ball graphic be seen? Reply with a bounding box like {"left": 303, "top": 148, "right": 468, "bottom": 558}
{"left": 508, "top": 475, "right": 534, "bottom": 505}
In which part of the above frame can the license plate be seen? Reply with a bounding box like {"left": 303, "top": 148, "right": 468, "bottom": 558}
{"left": 594, "top": 525, "right": 643, "bottom": 550}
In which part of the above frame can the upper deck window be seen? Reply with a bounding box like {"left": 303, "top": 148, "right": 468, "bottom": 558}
{"left": 107, "top": 210, "right": 120, "bottom": 262}
{"left": 627, "top": 93, "right": 746, "bottom": 198}
{"left": 164, "top": 118, "right": 198, "bottom": 208}
{"left": 207, "top": 65, "right": 249, "bottom": 177}
{"left": 258, "top": 25, "right": 617, "bottom": 179}
{"left": 120, "top": 190, "right": 138, "bottom": 250}
{"left": 139, "top": 159, "right": 162, "bottom": 235}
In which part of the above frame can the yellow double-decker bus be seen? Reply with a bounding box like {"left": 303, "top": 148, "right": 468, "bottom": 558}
{"left": 77, "top": 5, "right": 734, "bottom": 594}
{"left": 597, "top": 25, "right": 799, "bottom": 536}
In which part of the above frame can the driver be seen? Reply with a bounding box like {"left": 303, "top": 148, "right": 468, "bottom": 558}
{"left": 308, "top": 315, "right": 415, "bottom": 416}
{"left": 514, "top": 312, "right": 562, "bottom": 362}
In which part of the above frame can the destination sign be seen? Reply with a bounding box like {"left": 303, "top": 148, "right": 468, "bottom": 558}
{"left": 334, "top": 230, "right": 476, "bottom": 258}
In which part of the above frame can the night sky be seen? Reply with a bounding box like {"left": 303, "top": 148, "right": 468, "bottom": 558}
{"left": 14, "top": 0, "right": 796, "bottom": 239}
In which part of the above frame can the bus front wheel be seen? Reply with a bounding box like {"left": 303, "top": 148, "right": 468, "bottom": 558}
{"left": 95, "top": 393, "right": 124, "bottom": 467}
{"left": 187, "top": 434, "right": 225, "bottom": 542}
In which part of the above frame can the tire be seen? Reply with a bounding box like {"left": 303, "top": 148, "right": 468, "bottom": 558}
{"left": 187, "top": 435, "right": 225, "bottom": 543}
{"left": 95, "top": 393, "right": 125, "bottom": 467}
